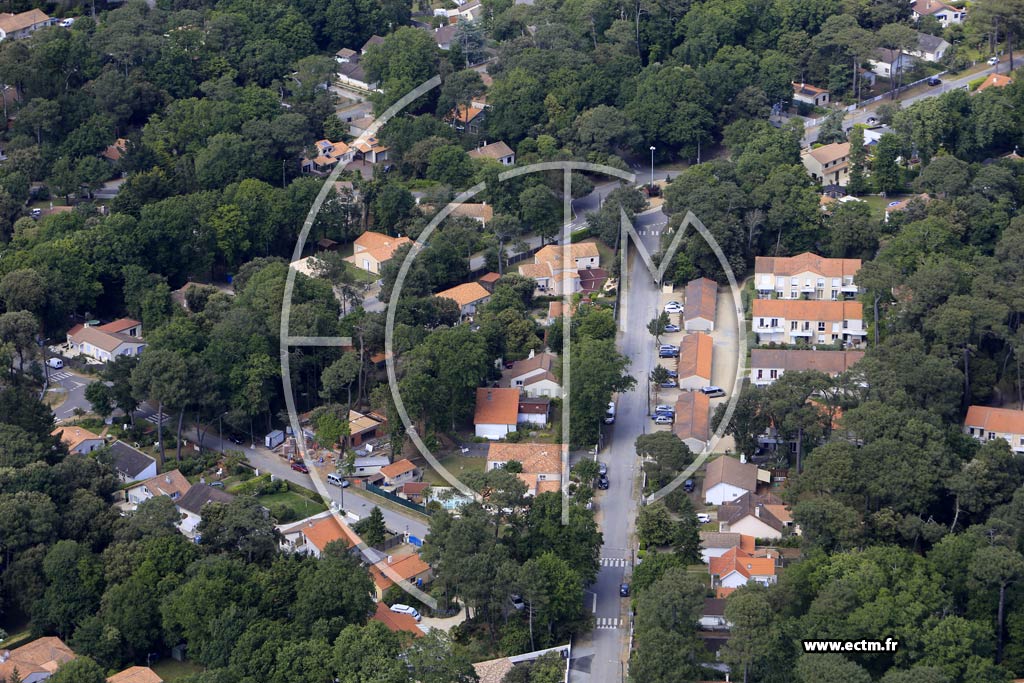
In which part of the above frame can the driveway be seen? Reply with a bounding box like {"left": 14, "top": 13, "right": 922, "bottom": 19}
{"left": 49, "top": 368, "right": 98, "bottom": 422}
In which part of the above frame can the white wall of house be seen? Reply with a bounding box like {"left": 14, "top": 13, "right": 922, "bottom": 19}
{"left": 517, "top": 412, "right": 548, "bottom": 426}
{"left": 965, "top": 427, "right": 1024, "bottom": 454}
{"left": 726, "top": 516, "right": 783, "bottom": 540}
{"left": 704, "top": 482, "right": 750, "bottom": 506}
{"left": 700, "top": 546, "right": 735, "bottom": 564}
{"left": 680, "top": 436, "right": 707, "bottom": 454}
{"left": 684, "top": 316, "right": 714, "bottom": 332}
{"left": 71, "top": 438, "right": 106, "bottom": 454}
{"left": 120, "top": 461, "right": 157, "bottom": 483}
{"left": 699, "top": 615, "right": 731, "bottom": 630}
{"left": 475, "top": 422, "right": 516, "bottom": 440}
{"left": 679, "top": 374, "right": 711, "bottom": 392}
{"left": 523, "top": 378, "right": 561, "bottom": 398}
{"left": 177, "top": 510, "right": 202, "bottom": 535}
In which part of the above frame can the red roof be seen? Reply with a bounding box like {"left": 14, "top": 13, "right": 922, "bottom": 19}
{"left": 475, "top": 388, "right": 520, "bottom": 426}
{"left": 371, "top": 603, "right": 424, "bottom": 638}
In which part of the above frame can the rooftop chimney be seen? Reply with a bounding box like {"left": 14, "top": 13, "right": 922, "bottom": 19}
{"left": 755, "top": 504, "right": 762, "bottom": 518}
{"left": 165, "top": 475, "right": 171, "bottom": 484}
{"left": 0, "top": 651, "right": 9, "bottom": 663}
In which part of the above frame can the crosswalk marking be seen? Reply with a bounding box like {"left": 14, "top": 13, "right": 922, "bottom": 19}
{"left": 595, "top": 617, "right": 621, "bottom": 629}
{"left": 145, "top": 412, "right": 171, "bottom": 425}
{"left": 49, "top": 371, "right": 71, "bottom": 381}
{"left": 600, "top": 557, "right": 627, "bottom": 567}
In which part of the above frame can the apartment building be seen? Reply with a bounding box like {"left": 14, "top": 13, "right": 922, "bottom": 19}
{"left": 754, "top": 252, "right": 861, "bottom": 301}
{"left": 752, "top": 299, "right": 865, "bottom": 346}
{"left": 749, "top": 349, "right": 865, "bottom": 386}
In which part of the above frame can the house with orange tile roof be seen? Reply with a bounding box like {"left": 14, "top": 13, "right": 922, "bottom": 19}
{"left": 278, "top": 511, "right": 356, "bottom": 558}
{"left": 754, "top": 252, "right": 861, "bottom": 301}
{"left": 380, "top": 458, "right": 421, "bottom": 486}
{"left": 801, "top": 142, "right": 852, "bottom": 187}
{"left": 717, "top": 492, "right": 793, "bottom": 540}
{"left": 750, "top": 349, "right": 864, "bottom": 386}
{"left": 976, "top": 72, "right": 1013, "bottom": 93}
{"left": 101, "top": 138, "right": 129, "bottom": 163}
{"left": 125, "top": 469, "right": 191, "bottom": 507}
{"left": 353, "top": 135, "right": 389, "bottom": 163}
{"left": 791, "top": 82, "right": 829, "bottom": 107}
{"left": 674, "top": 391, "right": 710, "bottom": 453}
{"left": 67, "top": 320, "right": 146, "bottom": 363}
{"left": 486, "top": 442, "right": 562, "bottom": 495}
{"left": 369, "top": 551, "right": 432, "bottom": 599}
{"left": 474, "top": 387, "right": 520, "bottom": 439}
{"left": 107, "top": 666, "right": 163, "bottom": 683}
{"left": 677, "top": 333, "right": 713, "bottom": 391}
{"left": 965, "top": 406, "right": 1024, "bottom": 453}
{"left": 0, "top": 9, "right": 53, "bottom": 40}
{"left": 435, "top": 281, "right": 491, "bottom": 318}
{"left": 752, "top": 299, "right": 865, "bottom": 346}
{"left": 684, "top": 277, "right": 718, "bottom": 331}
{"left": 446, "top": 103, "right": 487, "bottom": 134}
{"left": 709, "top": 546, "right": 777, "bottom": 589}
{"left": 0, "top": 636, "right": 75, "bottom": 682}
{"left": 345, "top": 231, "right": 412, "bottom": 275}
{"left": 519, "top": 243, "right": 600, "bottom": 295}
{"left": 371, "top": 602, "right": 424, "bottom": 638}
{"left": 699, "top": 531, "right": 756, "bottom": 564}
{"left": 300, "top": 138, "right": 353, "bottom": 175}
{"left": 51, "top": 425, "right": 105, "bottom": 455}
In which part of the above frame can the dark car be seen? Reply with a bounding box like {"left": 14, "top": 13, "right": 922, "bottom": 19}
{"left": 666, "top": 370, "right": 678, "bottom": 378}
{"left": 597, "top": 475, "right": 610, "bottom": 490}
{"left": 208, "top": 481, "right": 225, "bottom": 489}
{"left": 927, "top": 77, "right": 942, "bottom": 86}
{"left": 228, "top": 435, "right": 245, "bottom": 445}
{"left": 683, "top": 479, "right": 695, "bottom": 493}
{"left": 620, "top": 583, "right": 630, "bottom": 597}
{"left": 290, "top": 461, "right": 309, "bottom": 473}
{"left": 660, "top": 379, "right": 678, "bottom": 388}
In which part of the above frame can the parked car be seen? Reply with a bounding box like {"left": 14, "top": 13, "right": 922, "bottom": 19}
{"left": 659, "top": 348, "right": 679, "bottom": 358}
{"left": 604, "top": 401, "right": 616, "bottom": 424}
{"left": 696, "top": 513, "right": 711, "bottom": 524}
{"left": 390, "top": 604, "right": 421, "bottom": 622}
{"left": 927, "top": 77, "right": 942, "bottom": 86}
{"left": 664, "top": 323, "right": 681, "bottom": 333}
{"left": 46, "top": 357, "right": 64, "bottom": 369}
{"left": 655, "top": 404, "right": 674, "bottom": 414}
{"left": 228, "top": 434, "right": 245, "bottom": 445}
{"left": 208, "top": 481, "right": 225, "bottom": 489}
{"left": 30, "top": 208, "right": 42, "bottom": 219}
{"left": 620, "top": 583, "right": 630, "bottom": 597}
{"left": 290, "top": 461, "right": 309, "bottom": 473}
{"left": 683, "top": 479, "right": 695, "bottom": 493}
{"left": 988, "top": 56, "right": 1000, "bottom": 65}
{"left": 664, "top": 303, "right": 683, "bottom": 314}
{"left": 654, "top": 415, "right": 673, "bottom": 425}
{"left": 700, "top": 386, "right": 726, "bottom": 398}
{"left": 597, "top": 475, "right": 610, "bottom": 490}
{"left": 660, "top": 379, "right": 678, "bottom": 388}
{"left": 666, "top": 369, "right": 678, "bottom": 378}
{"left": 59, "top": 17, "right": 74, "bottom": 27}
{"left": 510, "top": 594, "right": 525, "bottom": 611}
{"left": 598, "top": 462, "right": 608, "bottom": 476}
{"left": 866, "top": 116, "right": 879, "bottom": 125}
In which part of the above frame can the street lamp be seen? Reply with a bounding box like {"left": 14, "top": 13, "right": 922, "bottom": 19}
{"left": 218, "top": 410, "right": 230, "bottom": 449}
{"left": 649, "top": 145, "right": 656, "bottom": 189}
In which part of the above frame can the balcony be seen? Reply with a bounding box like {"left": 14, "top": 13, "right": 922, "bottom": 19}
{"left": 790, "top": 329, "right": 814, "bottom": 337}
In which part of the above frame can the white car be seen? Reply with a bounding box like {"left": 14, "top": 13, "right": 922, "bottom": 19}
{"left": 664, "top": 302, "right": 683, "bottom": 314}
{"left": 696, "top": 513, "right": 711, "bottom": 524}
{"left": 59, "top": 17, "right": 74, "bottom": 27}
{"left": 988, "top": 56, "right": 1000, "bottom": 65}
{"left": 655, "top": 404, "right": 674, "bottom": 413}
{"left": 664, "top": 323, "right": 681, "bottom": 333}
{"left": 653, "top": 415, "right": 673, "bottom": 425}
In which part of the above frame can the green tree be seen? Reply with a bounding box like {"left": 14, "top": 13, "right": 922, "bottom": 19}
{"left": 872, "top": 133, "right": 903, "bottom": 194}
{"left": 721, "top": 585, "right": 781, "bottom": 683}
{"left": 196, "top": 498, "right": 279, "bottom": 565}
{"left": 519, "top": 185, "right": 562, "bottom": 244}
{"left": 353, "top": 506, "right": 388, "bottom": 546}
{"left": 49, "top": 657, "right": 106, "bottom": 683}
{"left": 847, "top": 125, "right": 868, "bottom": 195}
{"left": 795, "top": 654, "right": 872, "bottom": 683}
{"left": 322, "top": 354, "right": 361, "bottom": 406}
{"left": 969, "top": 545, "right": 1024, "bottom": 664}
{"left": 647, "top": 312, "right": 669, "bottom": 343}
{"left": 568, "top": 337, "right": 636, "bottom": 448}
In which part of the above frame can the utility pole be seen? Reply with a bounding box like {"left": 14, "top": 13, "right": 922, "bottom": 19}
{"left": 649, "top": 145, "right": 655, "bottom": 190}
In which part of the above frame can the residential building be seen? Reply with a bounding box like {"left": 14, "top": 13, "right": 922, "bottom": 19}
{"left": 347, "top": 409, "right": 383, "bottom": 447}
{"left": 702, "top": 456, "right": 765, "bottom": 506}
{"left": 673, "top": 391, "right": 710, "bottom": 453}
{"left": 801, "top": 142, "right": 851, "bottom": 187}
{"left": 684, "top": 277, "right": 718, "bottom": 332}
{"left": 335, "top": 47, "right": 380, "bottom": 91}
{"left": 749, "top": 349, "right": 865, "bottom": 386}
{"left": 52, "top": 425, "right": 105, "bottom": 455}
{"left": 468, "top": 141, "right": 515, "bottom": 165}
{"left": 101, "top": 138, "right": 128, "bottom": 163}
{"left": 278, "top": 511, "right": 355, "bottom": 558}
{"left": 477, "top": 271, "right": 501, "bottom": 292}
{"left": 486, "top": 442, "right": 562, "bottom": 496}
{"left": 369, "top": 551, "right": 432, "bottom": 600}
{"left": 380, "top": 458, "right": 421, "bottom": 486}
{"left": 709, "top": 546, "right": 777, "bottom": 589}
{"left": 345, "top": 231, "right": 412, "bottom": 275}
{"left": 448, "top": 202, "right": 493, "bottom": 226}
{"left": 446, "top": 103, "right": 487, "bottom": 134}
{"left": 754, "top": 252, "right": 861, "bottom": 301}
{"left": 699, "top": 599, "right": 731, "bottom": 631}
{"left": 0, "top": 636, "right": 75, "bottom": 683}
{"left": 717, "top": 492, "right": 793, "bottom": 540}
{"left": 176, "top": 483, "right": 234, "bottom": 536}
{"left": 909, "top": 31, "right": 950, "bottom": 62}
{"left": 535, "top": 242, "right": 600, "bottom": 271}
{"left": 352, "top": 454, "right": 391, "bottom": 477}
{"left": 791, "top": 82, "right": 829, "bottom": 107}
{"left": 398, "top": 481, "right": 430, "bottom": 504}
{"left": 751, "top": 299, "right": 865, "bottom": 346}
{"left": 371, "top": 602, "right": 424, "bottom": 639}
{"left": 475, "top": 387, "right": 521, "bottom": 439}
{"left": 910, "top": 0, "right": 965, "bottom": 27}
{"left": 353, "top": 135, "right": 389, "bottom": 163}
{"left": 110, "top": 441, "right": 158, "bottom": 483}
{"left": 300, "top": 138, "right": 352, "bottom": 175}
{"left": 499, "top": 351, "right": 562, "bottom": 398}
{"left": 868, "top": 48, "right": 915, "bottom": 78}
{"left": 517, "top": 396, "right": 551, "bottom": 425}
{"left": 964, "top": 406, "right": 1024, "bottom": 454}
{"left": 677, "top": 333, "right": 713, "bottom": 391}
{"left": 519, "top": 243, "right": 601, "bottom": 295}
{"left": 126, "top": 469, "right": 191, "bottom": 507}
{"left": 698, "top": 531, "right": 755, "bottom": 564}
{"left": 107, "top": 667, "right": 163, "bottom": 683}
{"left": 67, "top": 320, "right": 146, "bottom": 363}
{"left": 431, "top": 23, "right": 458, "bottom": 50}
{"left": 435, "top": 281, "right": 491, "bottom": 317}
{"left": 0, "top": 9, "right": 53, "bottom": 41}
{"left": 361, "top": 35, "right": 385, "bottom": 53}
{"left": 977, "top": 73, "right": 1013, "bottom": 93}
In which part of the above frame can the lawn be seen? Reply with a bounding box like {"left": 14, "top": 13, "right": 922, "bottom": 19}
{"left": 152, "top": 660, "right": 205, "bottom": 680}
{"left": 423, "top": 451, "right": 486, "bottom": 485}
{"left": 258, "top": 490, "right": 327, "bottom": 521}
{"left": 344, "top": 260, "right": 379, "bottom": 284}
{"left": 860, "top": 194, "right": 906, "bottom": 221}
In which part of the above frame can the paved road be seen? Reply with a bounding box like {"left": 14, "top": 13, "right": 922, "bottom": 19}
{"left": 803, "top": 56, "right": 1019, "bottom": 145}
{"left": 572, "top": 217, "right": 664, "bottom": 683}
{"left": 49, "top": 368, "right": 97, "bottom": 422}
{"left": 185, "top": 425, "right": 429, "bottom": 539}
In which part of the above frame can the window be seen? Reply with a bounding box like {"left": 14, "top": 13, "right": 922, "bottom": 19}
{"left": 816, "top": 278, "right": 824, "bottom": 288}
{"left": 832, "top": 278, "right": 840, "bottom": 288}
{"left": 831, "top": 291, "right": 838, "bottom": 300}
{"left": 790, "top": 277, "right": 798, "bottom": 286}
{"left": 843, "top": 320, "right": 849, "bottom": 329}
{"left": 989, "top": 432, "right": 996, "bottom": 440}
{"left": 757, "top": 369, "right": 763, "bottom": 379}
{"left": 791, "top": 321, "right": 798, "bottom": 330}
{"left": 818, "top": 322, "right": 826, "bottom": 331}
{"left": 832, "top": 334, "right": 838, "bottom": 341}
{"left": 770, "top": 318, "right": 778, "bottom": 327}
{"left": 758, "top": 318, "right": 765, "bottom": 327}
{"left": 770, "top": 369, "right": 778, "bottom": 379}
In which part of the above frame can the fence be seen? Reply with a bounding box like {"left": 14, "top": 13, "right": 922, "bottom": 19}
{"left": 364, "top": 482, "right": 432, "bottom": 516}
{"left": 803, "top": 70, "right": 950, "bottom": 127}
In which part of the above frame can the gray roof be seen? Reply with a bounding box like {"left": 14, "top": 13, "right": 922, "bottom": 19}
{"left": 916, "top": 31, "right": 949, "bottom": 54}
{"left": 703, "top": 598, "right": 727, "bottom": 616}
{"left": 176, "top": 483, "right": 234, "bottom": 515}
{"left": 110, "top": 441, "right": 156, "bottom": 477}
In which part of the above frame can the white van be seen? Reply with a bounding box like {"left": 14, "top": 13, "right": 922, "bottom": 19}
{"left": 389, "top": 604, "right": 421, "bottom": 622}
{"left": 326, "top": 473, "right": 344, "bottom": 487}
{"left": 604, "top": 401, "right": 616, "bottom": 424}
{"left": 46, "top": 358, "right": 64, "bottom": 369}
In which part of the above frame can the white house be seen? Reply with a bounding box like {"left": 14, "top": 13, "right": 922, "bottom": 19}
{"left": 499, "top": 351, "right": 562, "bottom": 398}
{"left": 749, "top": 349, "right": 865, "bottom": 387}
{"left": 717, "top": 492, "right": 793, "bottom": 540}
{"left": 964, "top": 405, "right": 1024, "bottom": 454}
{"left": 67, "top": 319, "right": 146, "bottom": 363}
{"left": 791, "top": 82, "right": 829, "bottom": 107}
{"left": 0, "top": 636, "right": 76, "bottom": 683}
{"left": 486, "top": 443, "right": 562, "bottom": 497}
{"left": 751, "top": 299, "right": 866, "bottom": 346}
{"left": 677, "top": 333, "right": 713, "bottom": 391}
{"left": 910, "top": 0, "right": 965, "bottom": 27}
{"left": 909, "top": 31, "right": 950, "bottom": 62}
{"left": 702, "top": 456, "right": 765, "bottom": 506}
{"left": 468, "top": 141, "right": 516, "bottom": 166}
{"left": 710, "top": 547, "right": 777, "bottom": 589}
{"left": 175, "top": 483, "right": 234, "bottom": 537}
{"left": 110, "top": 441, "right": 158, "bottom": 483}
{"left": 278, "top": 511, "right": 353, "bottom": 558}
{"left": 51, "top": 425, "right": 105, "bottom": 455}
{"left": 753, "top": 253, "right": 861, "bottom": 301}
{"left": 126, "top": 470, "right": 192, "bottom": 507}
{"left": 0, "top": 9, "right": 53, "bottom": 41}
{"left": 474, "top": 388, "right": 520, "bottom": 440}
{"left": 699, "top": 531, "right": 755, "bottom": 564}
{"left": 683, "top": 277, "right": 718, "bottom": 332}
{"left": 380, "top": 458, "right": 421, "bottom": 487}
{"left": 868, "top": 48, "right": 915, "bottom": 78}
{"left": 517, "top": 397, "right": 551, "bottom": 426}
{"left": 352, "top": 454, "right": 391, "bottom": 477}
{"left": 435, "top": 281, "right": 491, "bottom": 318}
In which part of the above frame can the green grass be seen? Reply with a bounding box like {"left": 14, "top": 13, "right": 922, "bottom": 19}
{"left": 152, "top": 660, "right": 205, "bottom": 680}
{"left": 343, "top": 260, "right": 379, "bottom": 283}
{"left": 258, "top": 490, "right": 327, "bottom": 520}
{"left": 860, "top": 194, "right": 907, "bottom": 221}
{"left": 423, "top": 452, "right": 486, "bottom": 485}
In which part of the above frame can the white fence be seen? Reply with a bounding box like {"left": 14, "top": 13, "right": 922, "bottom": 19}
{"left": 803, "top": 70, "right": 950, "bottom": 126}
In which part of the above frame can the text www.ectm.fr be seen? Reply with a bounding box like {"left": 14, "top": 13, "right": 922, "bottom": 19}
{"left": 802, "top": 639, "right": 899, "bottom": 653}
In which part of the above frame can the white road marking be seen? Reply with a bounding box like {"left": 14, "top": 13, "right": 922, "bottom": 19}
{"left": 595, "top": 617, "right": 621, "bottom": 629}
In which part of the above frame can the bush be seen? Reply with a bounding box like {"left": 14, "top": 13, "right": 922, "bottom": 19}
{"left": 268, "top": 503, "right": 296, "bottom": 523}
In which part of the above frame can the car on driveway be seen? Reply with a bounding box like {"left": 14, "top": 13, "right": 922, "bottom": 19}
{"left": 664, "top": 302, "right": 683, "bottom": 314}
{"left": 664, "top": 323, "right": 681, "bottom": 333}
{"left": 655, "top": 404, "right": 674, "bottom": 413}
{"left": 660, "top": 379, "right": 678, "bottom": 388}
{"left": 290, "top": 461, "right": 309, "bottom": 473}
{"left": 598, "top": 462, "right": 608, "bottom": 476}
{"left": 697, "top": 513, "right": 711, "bottom": 524}
{"left": 659, "top": 346, "right": 679, "bottom": 358}
{"left": 654, "top": 415, "right": 673, "bottom": 425}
